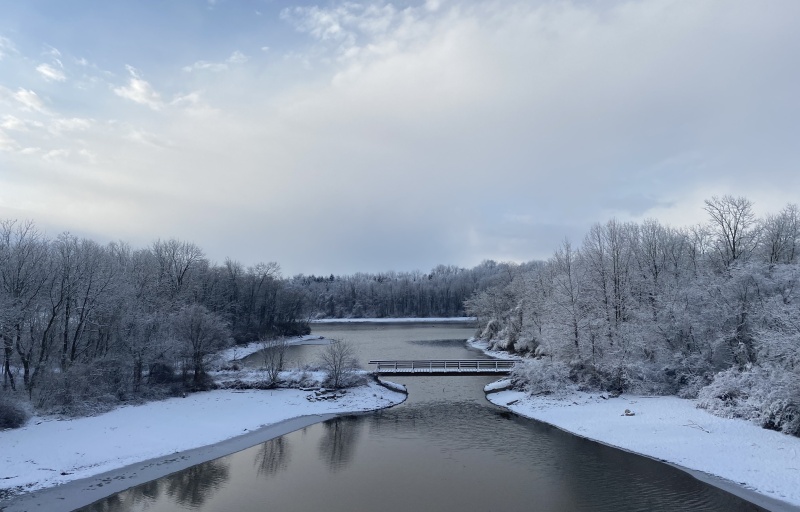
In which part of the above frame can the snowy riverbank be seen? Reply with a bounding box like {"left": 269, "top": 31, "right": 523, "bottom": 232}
{"left": 471, "top": 337, "right": 800, "bottom": 510}
{"left": 482, "top": 386, "right": 800, "bottom": 510}
{"left": 1, "top": 382, "right": 406, "bottom": 511}
{"left": 0, "top": 334, "right": 407, "bottom": 511}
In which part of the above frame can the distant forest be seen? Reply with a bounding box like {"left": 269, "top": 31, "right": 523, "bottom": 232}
{"left": 465, "top": 196, "right": 800, "bottom": 437}
{"left": 293, "top": 262, "right": 513, "bottom": 319}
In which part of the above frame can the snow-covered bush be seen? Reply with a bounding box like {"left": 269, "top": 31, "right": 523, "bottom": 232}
{"left": 333, "top": 369, "right": 369, "bottom": 388}
{"left": 698, "top": 366, "right": 764, "bottom": 422}
{"left": 147, "top": 362, "right": 177, "bottom": 385}
{"left": 676, "top": 375, "right": 710, "bottom": 399}
{"left": 617, "top": 362, "right": 675, "bottom": 395}
{"left": 566, "top": 361, "right": 632, "bottom": 393}
{"left": 34, "top": 359, "right": 134, "bottom": 417}
{"left": 669, "top": 352, "right": 715, "bottom": 399}
{"left": 481, "top": 320, "right": 501, "bottom": 342}
{"left": 512, "top": 359, "right": 575, "bottom": 396}
{"left": 698, "top": 365, "right": 800, "bottom": 437}
{"left": 0, "top": 394, "right": 29, "bottom": 429}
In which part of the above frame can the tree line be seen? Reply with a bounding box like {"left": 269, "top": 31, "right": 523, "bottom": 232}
{"left": 465, "top": 196, "right": 800, "bottom": 436}
{"left": 0, "top": 223, "right": 306, "bottom": 416}
{"left": 292, "top": 262, "right": 514, "bottom": 319}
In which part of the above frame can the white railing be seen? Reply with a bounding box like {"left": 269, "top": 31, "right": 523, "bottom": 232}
{"left": 368, "top": 359, "right": 518, "bottom": 374}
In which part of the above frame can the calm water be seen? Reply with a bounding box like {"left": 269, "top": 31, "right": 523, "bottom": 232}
{"left": 81, "top": 323, "right": 765, "bottom": 512}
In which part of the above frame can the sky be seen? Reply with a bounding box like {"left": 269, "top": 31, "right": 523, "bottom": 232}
{"left": 1, "top": 0, "right": 799, "bottom": 276}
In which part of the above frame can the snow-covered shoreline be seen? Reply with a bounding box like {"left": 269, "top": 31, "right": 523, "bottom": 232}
{"left": 1, "top": 382, "right": 406, "bottom": 511}
{"left": 486, "top": 390, "right": 800, "bottom": 511}
{"left": 1, "top": 333, "right": 407, "bottom": 512}
{"left": 216, "top": 333, "right": 332, "bottom": 363}
{"left": 472, "top": 338, "right": 800, "bottom": 511}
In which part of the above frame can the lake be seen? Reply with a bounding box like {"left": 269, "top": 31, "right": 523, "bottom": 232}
{"left": 79, "top": 323, "right": 766, "bottom": 512}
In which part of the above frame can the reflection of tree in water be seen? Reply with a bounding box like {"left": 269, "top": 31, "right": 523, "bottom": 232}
{"left": 318, "top": 415, "right": 362, "bottom": 472}
{"left": 164, "top": 459, "right": 230, "bottom": 508}
{"left": 80, "top": 478, "right": 162, "bottom": 512}
{"left": 254, "top": 436, "right": 291, "bottom": 478}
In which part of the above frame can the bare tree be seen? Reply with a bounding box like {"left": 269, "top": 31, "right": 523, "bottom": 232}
{"left": 171, "top": 304, "right": 231, "bottom": 387}
{"left": 760, "top": 203, "right": 799, "bottom": 264}
{"left": 318, "top": 339, "right": 358, "bottom": 389}
{"left": 551, "top": 239, "right": 586, "bottom": 360}
{"left": 260, "top": 336, "right": 288, "bottom": 385}
{"left": 0, "top": 220, "right": 49, "bottom": 390}
{"left": 704, "top": 195, "right": 759, "bottom": 268}
{"left": 152, "top": 239, "right": 205, "bottom": 301}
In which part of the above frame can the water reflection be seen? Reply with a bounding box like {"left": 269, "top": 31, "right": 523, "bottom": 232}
{"left": 318, "top": 415, "right": 363, "bottom": 472}
{"left": 163, "top": 460, "right": 230, "bottom": 508}
{"left": 80, "top": 460, "right": 229, "bottom": 512}
{"left": 253, "top": 436, "right": 290, "bottom": 478}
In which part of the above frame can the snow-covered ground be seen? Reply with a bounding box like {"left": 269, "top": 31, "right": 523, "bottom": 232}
{"left": 216, "top": 334, "right": 331, "bottom": 362}
{"left": 467, "top": 337, "right": 525, "bottom": 360}
{"left": 0, "top": 337, "right": 407, "bottom": 511}
{"left": 486, "top": 389, "right": 800, "bottom": 511}
{"left": 310, "top": 316, "right": 477, "bottom": 323}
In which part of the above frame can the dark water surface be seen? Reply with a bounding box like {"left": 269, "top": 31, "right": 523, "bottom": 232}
{"left": 80, "top": 323, "right": 766, "bottom": 512}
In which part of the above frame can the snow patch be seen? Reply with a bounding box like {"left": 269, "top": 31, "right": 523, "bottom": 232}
{"left": 217, "top": 335, "right": 331, "bottom": 362}
{"left": 484, "top": 378, "right": 513, "bottom": 393}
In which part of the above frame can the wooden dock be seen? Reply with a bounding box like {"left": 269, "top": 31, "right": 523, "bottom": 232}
{"left": 368, "top": 359, "right": 518, "bottom": 376}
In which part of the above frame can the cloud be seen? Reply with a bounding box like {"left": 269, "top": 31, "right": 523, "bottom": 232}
{"left": 1, "top": 115, "right": 27, "bottom": 131}
{"left": 43, "top": 44, "right": 61, "bottom": 58}
{"left": 183, "top": 61, "right": 228, "bottom": 73}
{"left": 0, "top": 130, "right": 17, "bottom": 151}
{"left": 280, "top": 2, "right": 401, "bottom": 68}
{"left": 125, "top": 127, "right": 172, "bottom": 148}
{"left": 113, "top": 65, "right": 162, "bottom": 110}
{"left": 42, "top": 147, "right": 97, "bottom": 164}
{"left": 13, "top": 88, "right": 49, "bottom": 114}
{"left": 182, "top": 50, "right": 249, "bottom": 72}
{"left": 0, "top": 36, "right": 16, "bottom": 60}
{"left": 227, "top": 50, "right": 248, "bottom": 64}
{"left": 36, "top": 62, "right": 66, "bottom": 82}
{"left": 48, "top": 117, "right": 92, "bottom": 135}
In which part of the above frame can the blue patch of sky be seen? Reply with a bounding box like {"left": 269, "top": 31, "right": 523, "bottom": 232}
{"left": 0, "top": 1, "right": 316, "bottom": 73}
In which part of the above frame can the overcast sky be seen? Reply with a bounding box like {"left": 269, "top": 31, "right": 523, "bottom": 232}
{"left": 1, "top": 0, "right": 799, "bottom": 276}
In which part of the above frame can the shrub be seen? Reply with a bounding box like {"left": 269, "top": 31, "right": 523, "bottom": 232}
{"left": 148, "top": 362, "right": 176, "bottom": 385}
{"left": 0, "top": 395, "right": 29, "bottom": 429}
{"left": 318, "top": 339, "right": 359, "bottom": 389}
{"left": 698, "top": 365, "right": 800, "bottom": 437}
{"left": 481, "top": 320, "right": 501, "bottom": 341}
{"left": 512, "top": 359, "right": 575, "bottom": 396}
{"left": 34, "top": 358, "right": 133, "bottom": 417}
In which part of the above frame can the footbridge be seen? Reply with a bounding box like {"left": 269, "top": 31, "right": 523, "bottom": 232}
{"left": 368, "top": 359, "right": 519, "bottom": 376}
